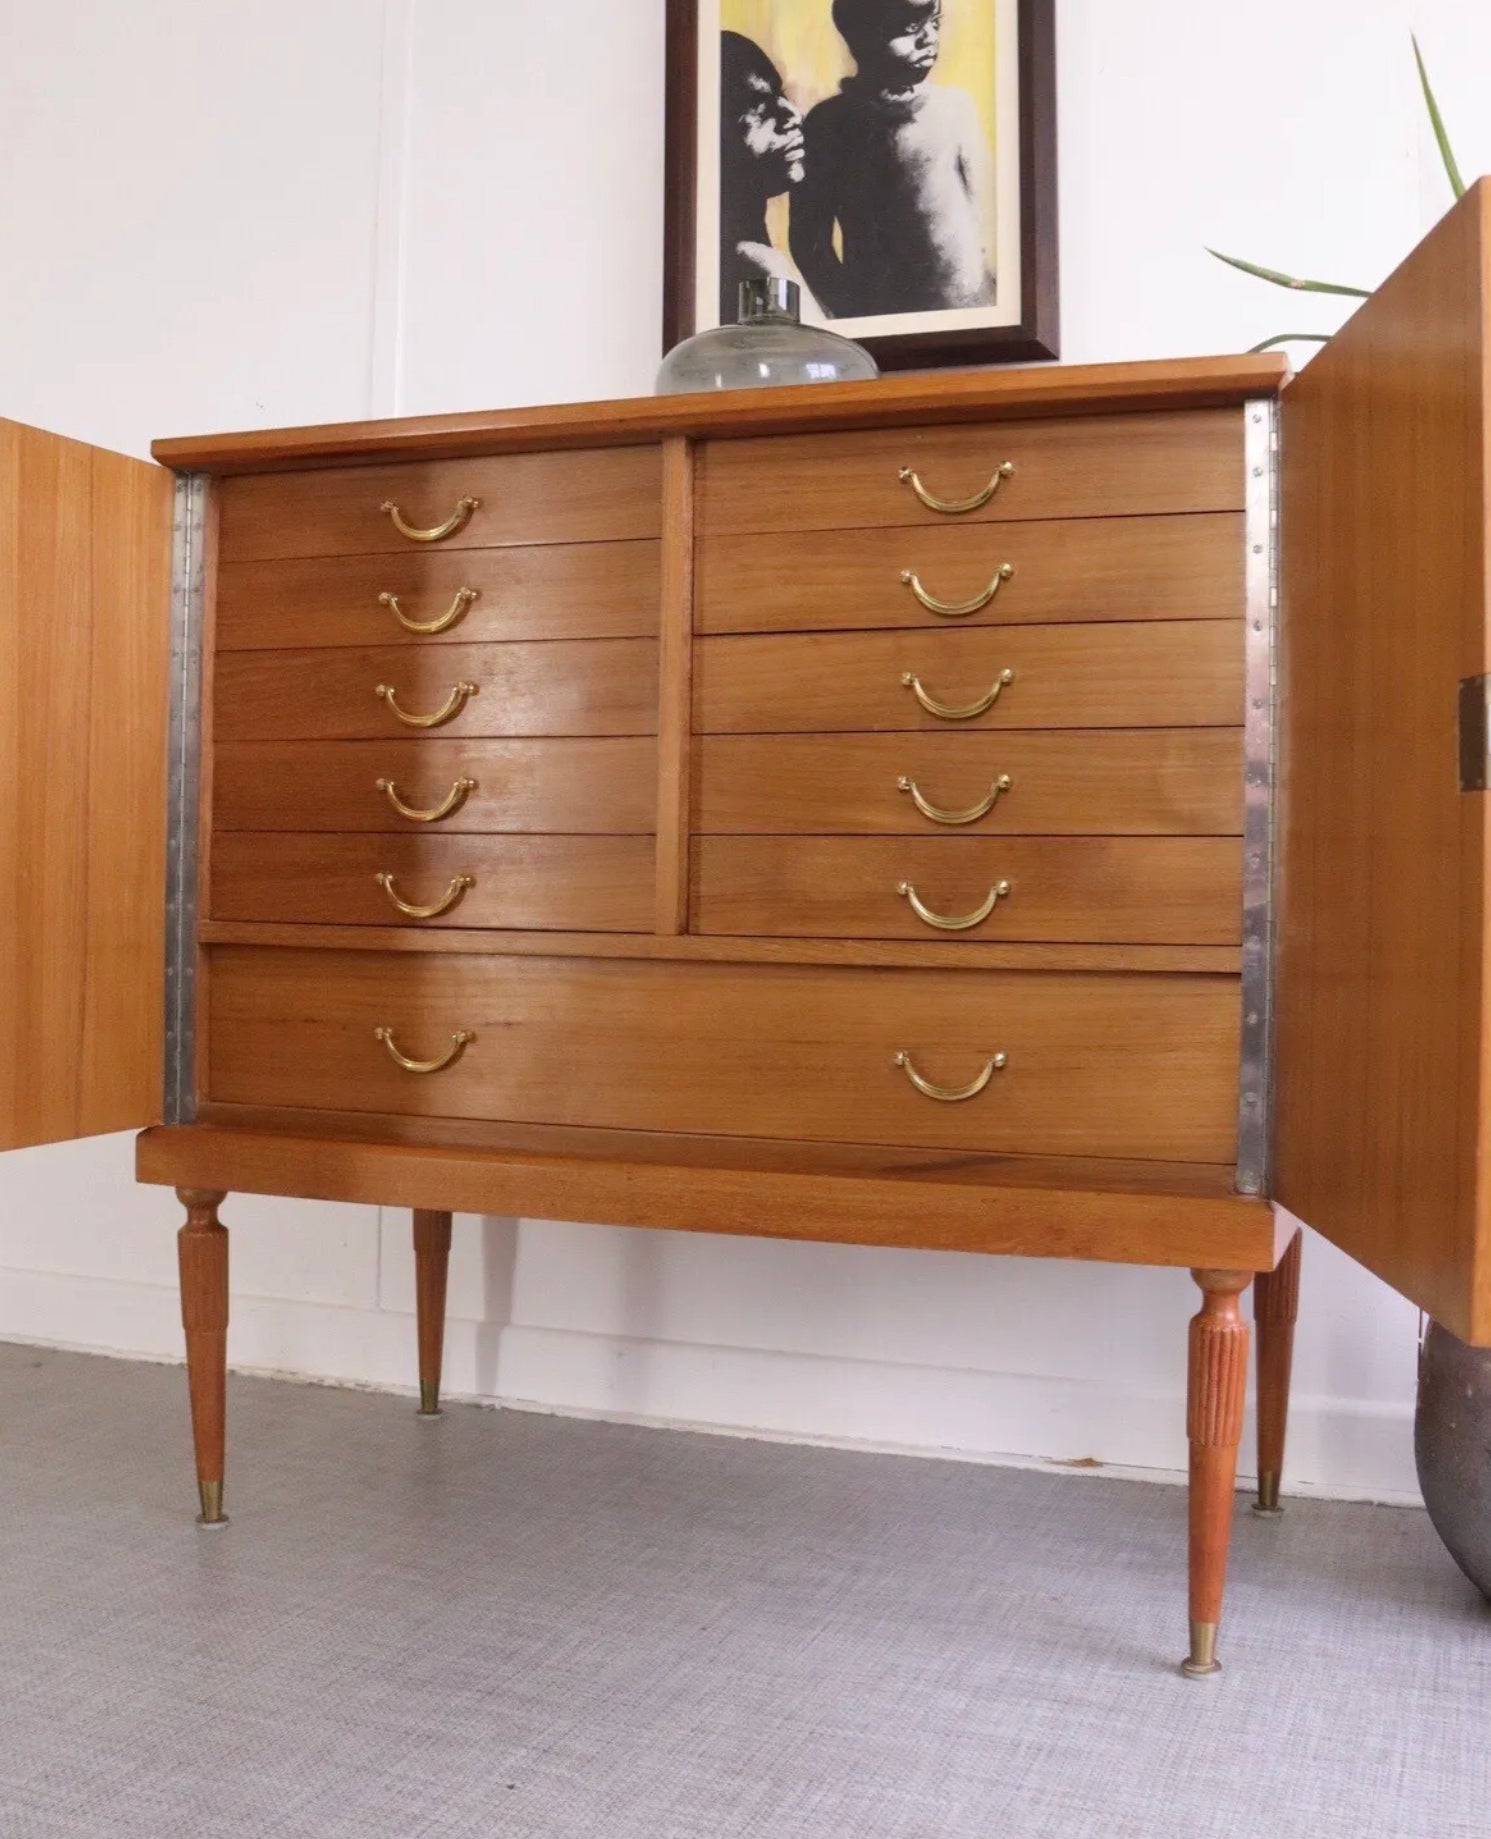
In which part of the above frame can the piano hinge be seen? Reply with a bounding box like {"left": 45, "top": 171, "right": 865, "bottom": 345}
{"left": 1460, "top": 675, "right": 1491, "bottom": 791}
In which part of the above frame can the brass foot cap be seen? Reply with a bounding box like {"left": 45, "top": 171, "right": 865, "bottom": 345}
{"left": 1180, "top": 1656, "right": 1222, "bottom": 1679}
{"left": 196, "top": 1481, "right": 229, "bottom": 1529}
{"left": 1254, "top": 1473, "right": 1283, "bottom": 1516}
{"left": 196, "top": 1512, "right": 231, "bottom": 1530}
{"left": 416, "top": 1407, "right": 444, "bottom": 1420}
{"left": 1180, "top": 1621, "right": 1221, "bottom": 1678}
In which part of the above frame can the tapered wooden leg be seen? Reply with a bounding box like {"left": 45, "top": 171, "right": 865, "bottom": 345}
{"left": 1253, "top": 1229, "right": 1302, "bottom": 1516}
{"left": 177, "top": 1188, "right": 229, "bottom": 1527}
{"left": 413, "top": 1210, "right": 453, "bottom": 1417}
{"left": 1182, "top": 1269, "right": 1252, "bottom": 1677}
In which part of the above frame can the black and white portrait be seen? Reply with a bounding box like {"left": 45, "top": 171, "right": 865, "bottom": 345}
{"left": 667, "top": 0, "right": 1058, "bottom": 370}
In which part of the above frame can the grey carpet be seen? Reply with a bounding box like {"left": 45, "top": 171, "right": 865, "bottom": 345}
{"left": 0, "top": 1342, "right": 1487, "bottom": 1839}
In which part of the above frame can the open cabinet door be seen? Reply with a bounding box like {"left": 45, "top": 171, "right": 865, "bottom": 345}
{"left": 1276, "top": 181, "right": 1491, "bottom": 1345}
{"left": 0, "top": 418, "right": 173, "bottom": 1150}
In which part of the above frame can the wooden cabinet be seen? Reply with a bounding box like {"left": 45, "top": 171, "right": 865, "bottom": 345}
{"left": 16, "top": 182, "right": 1491, "bottom": 1675}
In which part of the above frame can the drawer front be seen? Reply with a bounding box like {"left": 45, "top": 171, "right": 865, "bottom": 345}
{"left": 698, "top": 411, "right": 1244, "bottom": 538}
{"left": 697, "top": 513, "right": 1243, "bottom": 635}
{"left": 218, "top": 447, "right": 661, "bottom": 562}
{"left": 212, "top": 833, "right": 655, "bottom": 931}
{"left": 214, "top": 739, "right": 656, "bottom": 833}
{"left": 693, "top": 837, "right": 1243, "bottom": 945}
{"left": 216, "top": 541, "right": 659, "bottom": 650}
{"left": 207, "top": 949, "right": 1241, "bottom": 1163}
{"left": 695, "top": 731, "right": 1243, "bottom": 835}
{"left": 694, "top": 622, "right": 1242, "bottom": 734}
{"left": 215, "top": 639, "right": 659, "bottom": 741}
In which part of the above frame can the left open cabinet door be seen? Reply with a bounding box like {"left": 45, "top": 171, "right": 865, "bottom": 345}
{"left": 0, "top": 418, "right": 174, "bottom": 1150}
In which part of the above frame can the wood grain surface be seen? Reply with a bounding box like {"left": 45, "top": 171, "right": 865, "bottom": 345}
{"left": 696, "top": 513, "right": 1244, "bottom": 635}
{"left": 213, "top": 738, "right": 658, "bottom": 833}
{"left": 204, "top": 947, "right": 1241, "bottom": 1163}
{"left": 139, "top": 1120, "right": 1283, "bottom": 1270}
{"left": 1275, "top": 179, "right": 1491, "bottom": 1344}
{"left": 152, "top": 354, "right": 1287, "bottom": 474}
{"left": 214, "top": 638, "right": 659, "bottom": 740}
{"left": 216, "top": 540, "right": 659, "bottom": 650}
{"left": 0, "top": 419, "right": 172, "bottom": 1150}
{"left": 692, "top": 836, "right": 1243, "bottom": 945}
{"left": 697, "top": 411, "right": 1245, "bottom": 537}
{"left": 694, "top": 621, "right": 1243, "bottom": 733}
{"left": 211, "top": 832, "right": 657, "bottom": 931}
{"left": 218, "top": 446, "right": 661, "bottom": 561}
{"left": 694, "top": 730, "right": 1243, "bottom": 835}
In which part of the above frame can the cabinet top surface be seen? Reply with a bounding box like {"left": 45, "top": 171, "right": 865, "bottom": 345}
{"left": 152, "top": 353, "right": 1288, "bottom": 476}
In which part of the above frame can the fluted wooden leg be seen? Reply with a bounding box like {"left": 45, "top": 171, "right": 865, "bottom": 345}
{"left": 1253, "top": 1229, "right": 1302, "bottom": 1517}
{"left": 177, "top": 1188, "right": 229, "bottom": 1527}
{"left": 1182, "top": 1269, "right": 1252, "bottom": 1677}
{"left": 413, "top": 1210, "right": 453, "bottom": 1418}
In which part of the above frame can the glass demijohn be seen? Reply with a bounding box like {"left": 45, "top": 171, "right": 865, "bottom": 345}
{"left": 656, "top": 277, "right": 879, "bottom": 395}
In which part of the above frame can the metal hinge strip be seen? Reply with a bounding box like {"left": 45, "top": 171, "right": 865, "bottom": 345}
{"left": 1460, "top": 675, "right": 1491, "bottom": 791}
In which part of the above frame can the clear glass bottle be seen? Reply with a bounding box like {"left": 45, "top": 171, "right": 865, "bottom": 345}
{"left": 656, "top": 277, "right": 879, "bottom": 395}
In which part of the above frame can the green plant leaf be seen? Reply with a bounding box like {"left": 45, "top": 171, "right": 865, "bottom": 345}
{"left": 1413, "top": 34, "right": 1466, "bottom": 199}
{"left": 1247, "top": 333, "right": 1333, "bottom": 353}
{"left": 1208, "top": 249, "right": 1371, "bottom": 297}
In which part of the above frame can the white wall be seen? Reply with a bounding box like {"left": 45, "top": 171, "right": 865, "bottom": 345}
{"left": 1, "top": 0, "right": 1482, "bottom": 1501}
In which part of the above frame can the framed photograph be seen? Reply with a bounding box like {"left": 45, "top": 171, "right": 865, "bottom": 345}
{"left": 664, "top": 0, "right": 1058, "bottom": 372}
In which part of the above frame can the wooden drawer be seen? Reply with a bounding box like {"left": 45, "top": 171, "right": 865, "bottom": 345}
{"left": 212, "top": 833, "right": 655, "bottom": 931}
{"left": 206, "top": 948, "right": 1241, "bottom": 1163}
{"left": 218, "top": 447, "right": 661, "bottom": 562}
{"left": 696, "top": 513, "right": 1243, "bottom": 635}
{"left": 697, "top": 411, "right": 1244, "bottom": 538}
{"left": 213, "top": 739, "right": 656, "bottom": 833}
{"left": 692, "top": 837, "right": 1243, "bottom": 945}
{"left": 694, "top": 623, "right": 1242, "bottom": 734}
{"left": 216, "top": 541, "right": 659, "bottom": 650}
{"left": 695, "top": 731, "right": 1243, "bottom": 835}
{"left": 215, "top": 639, "right": 658, "bottom": 741}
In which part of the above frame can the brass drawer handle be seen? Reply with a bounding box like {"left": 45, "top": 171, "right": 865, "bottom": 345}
{"left": 375, "top": 1027, "right": 475, "bottom": 1074}
{"left": 380, "top": 496, "right": 480, "bottom": 543}
{"left": 899, "top": 461, "right": 1014, "bottom": 516}
{"left": 902, "top": 668, "right": 1015, "bottom": 721}
{"left": 375, "top": 681, "right": 478, "bottom": 728}
{"left": 375, "top": 872, "right": 474, "bottom": 919}
{"left": 898, "top": 773, "right": 1013, "bottom": 826}
{"left": 898, "top": 879, "right": 1012, "bottom": 931}
{"left": 380, "top": 588, "right": 478, "bottom": 635}
{"left": 894, "top": 1051, "right": 1006, "bottom": 1102}
{"left": 376, "top": 777, "right": 475, "bottom": 823}
{"left": 900, "top": 564, "right": 1014, "bottom": 617}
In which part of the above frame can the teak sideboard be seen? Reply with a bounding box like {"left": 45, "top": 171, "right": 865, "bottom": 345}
{"left": 7, "top": 184, "right": 1491, "bottom": 1679}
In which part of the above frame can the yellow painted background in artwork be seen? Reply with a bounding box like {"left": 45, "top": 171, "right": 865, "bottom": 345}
{"left": 720, "top": 0, "right": 1000, "bottom": 257}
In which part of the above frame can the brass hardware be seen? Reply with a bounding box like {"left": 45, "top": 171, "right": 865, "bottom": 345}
{"left": 899, "top": 460, "right": 1014, "bottom": 515}
{"left": 375, "top": 872, "right": 474, "bottom": 920}
{"left": 897, "top": 773, "right": 1013, "bottom": 826}
{"left": 380, "top": 587, "right": 478, "bottom": 635}
{"left": 375, "top": 681, "right": 478, "bottom": 728}
{"left": 418, "top": 1380, "right": 443, "bottom": 1418}
{"left": 900, "top": 564, "right": 1015, "bottom": 617}
{"left": 375, "top": 1027, "right": 475, "bottom": 1074}
{"left": 1459, "top": 674, "right": 1491, "bottom": 790}
{"left": 376, "top": 777, "right": 476, "bottom": 823}
{"left": 380, "top": 496, "right": 480, "bottom": 543}
{"left": 898, "top": 879, "right": 1012, "bottom": 931}
{"left": 893, "top": 1051, "right": 1006, "bottom": 1103}
{"left": 1180, "top": 1621, "right": 1221, "bottom": 1679}
{"left": 902, "top": 667, "right": 1015, "bottom": 720}
{"left": 196, "top": 1480, "right": 228, "bottom": 1529}
{"left": 1253, "top": 1473, "right": 1283, "bottom": 1517}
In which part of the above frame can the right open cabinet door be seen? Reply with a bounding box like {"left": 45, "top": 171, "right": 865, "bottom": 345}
{"left": 1277, "top": 179, "right": 1491, "bottom": 1345}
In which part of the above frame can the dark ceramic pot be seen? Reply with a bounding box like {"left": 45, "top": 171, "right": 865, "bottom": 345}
{"left": 1415, "top": 1320, "right": 1491, "bottom": 1600}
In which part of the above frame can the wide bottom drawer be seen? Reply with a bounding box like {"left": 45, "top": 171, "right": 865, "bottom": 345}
{"left": 207, "top": 949, "right": 1241, "bottom": 1163}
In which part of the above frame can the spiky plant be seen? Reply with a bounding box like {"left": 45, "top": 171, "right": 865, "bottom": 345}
{"left": 1210, "top": 37, "right": 1466, "bottom": 352}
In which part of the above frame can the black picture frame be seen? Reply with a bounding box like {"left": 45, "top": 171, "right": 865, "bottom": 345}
{"left": 664, "top": 0, "right": 1059, "bottom": 372}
